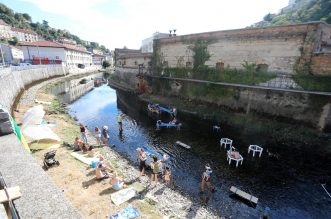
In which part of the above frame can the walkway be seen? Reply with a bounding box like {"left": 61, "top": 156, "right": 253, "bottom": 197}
{"left": 0, "top": 134, "right": 81, "bottom": 219}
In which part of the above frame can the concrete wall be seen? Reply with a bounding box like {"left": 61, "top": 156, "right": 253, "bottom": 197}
{"left": 0, "top": 66, "right": 65, "bottom": 112}
{"left": 154, "top": 22, "right": 331, "bottom": 75}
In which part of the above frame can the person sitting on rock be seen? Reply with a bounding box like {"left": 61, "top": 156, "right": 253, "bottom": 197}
{"left": 73, "top": 137, "right": 83, "bottom": 151}
{"left": 95, "top": 162, "right": 110, "bottom": 180}
{"left": 109, "top": 171, "right": 126, "bottom": 191}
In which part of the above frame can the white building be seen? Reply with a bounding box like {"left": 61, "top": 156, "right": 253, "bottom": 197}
{"left": 92, "top": 53, "right": 105, "bottom": 66}
{"left": 141, "top": 32, "right": 169, "bottom": 53}
{"left": 0, "top": 20, "right": 11, "bottom": 39}
{"left": 11, "top": 27, "right": 38, "bottom": 42}
{"left": 0, "top": 44, "right": 24, "bottom": 64}
{"left": 20, "top": 40, "right": 92, "bottom": 67}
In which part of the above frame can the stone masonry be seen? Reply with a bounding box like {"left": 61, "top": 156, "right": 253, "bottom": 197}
{"left": 154, "top": 22, "right": 331, "bottom": 75}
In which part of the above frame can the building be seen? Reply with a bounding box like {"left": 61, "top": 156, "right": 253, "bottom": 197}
{"left": 153, "top": 22, "right": 331, "bottom": 75}
{"left": 0, "top": 44, "right": 24, "bottom": 64}
{"left": 20, "top": 40, "right": 92, "bottom": 67}
{"left": 92, "top": 53, "right": 105, "bottom": 66}
{"left": 115, "top": 52, "right": 152, "bottom": 69}
{"left": 11, "top": 27, "right": 38, "bottom": 42}
{"left": 0, "top": 20, "right": 12, "bottom": 39}
{"left": 87, "top": 48, "right": 103, "bottom": 55}
{"left": 114, "top": 48, "right": 141, "bottom": 66}
{"left": 141, "top": 32, "right": 169, "bottom": 53}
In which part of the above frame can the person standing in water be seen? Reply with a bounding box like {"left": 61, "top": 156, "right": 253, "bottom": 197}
{"left": 118, "top": 114, "right": 123, "bottom": 132}
{"left": 200, "top": 163, "right": 216, "bottom": 193}
{"left": 138, "top": 148, "right": 147, "bottom": 178}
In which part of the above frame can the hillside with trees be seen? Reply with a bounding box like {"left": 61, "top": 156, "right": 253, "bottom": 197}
{"left": 253, "top": 0, "right": 331, "bottom": 27}
{"left": 0, "top": 3, "right": 109, "bottom": 52}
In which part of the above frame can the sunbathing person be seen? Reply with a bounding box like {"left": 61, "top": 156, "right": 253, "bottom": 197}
{"left": 109, "top": 171, "right": 125, "bottom": 191}
{"left": 95, "top": 163, "right": 110, "bottom": 180}
{"left": 73, "top": 137, "right": 83, "bottom": 151}
{"left": 87, "top": 146, "right": 99, "bottom": 157}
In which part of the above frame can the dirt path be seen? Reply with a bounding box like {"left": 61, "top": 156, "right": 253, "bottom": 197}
{"left": 15, "top": 76, "right": 221, "bottom": 218}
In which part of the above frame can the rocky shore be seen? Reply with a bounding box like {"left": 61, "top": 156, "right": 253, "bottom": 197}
{"left": 15, "top": 75, "right": 222, "bottom": 218}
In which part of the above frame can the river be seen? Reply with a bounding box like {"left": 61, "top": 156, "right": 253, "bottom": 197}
{"left": 54, "top": 77, "right": 331, "bottom": 219}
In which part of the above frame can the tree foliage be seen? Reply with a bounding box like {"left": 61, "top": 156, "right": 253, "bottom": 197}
{"left": 191, "top": 40, "right": 211, "bottom": 69}
{"left": 255, "top": 0, "right": 331, "bottom": 27}
{"left": 102, "top": 60, "right": 111, "bottom": 68}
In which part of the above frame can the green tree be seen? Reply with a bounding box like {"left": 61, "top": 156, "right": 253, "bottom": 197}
{"left": 42, "top": 20, "right": 49, "bottom": 28}
{"left": 22, "top": 13, "right": 31, "bottom": 22}
{"left": 102, "top": 60, "right": 111, "bottom": 68}
{"left": 191, "top": 40, "right": 211, "bottom": 69}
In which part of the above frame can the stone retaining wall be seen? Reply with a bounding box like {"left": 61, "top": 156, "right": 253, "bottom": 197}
{"left": 0, "top": 66, "right": 65, "bottom": 112}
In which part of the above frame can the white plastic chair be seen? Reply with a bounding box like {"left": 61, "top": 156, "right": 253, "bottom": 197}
{"left": 220, "top": 138, "right": 233, "bottom": 150}
{"left": 248, "top": 145, "right": 263, "bottom": 157}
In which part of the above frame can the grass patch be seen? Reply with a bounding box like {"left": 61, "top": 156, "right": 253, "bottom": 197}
{"left": 292, "top": 74, "right": 331, "bottom": 92}
{"left": 161, "top": 67, "right": 276, "bottom": 85}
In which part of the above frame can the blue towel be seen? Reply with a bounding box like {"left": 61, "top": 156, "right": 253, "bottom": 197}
{"left": 110, "top": 205, "right": 140, "bottom": 219}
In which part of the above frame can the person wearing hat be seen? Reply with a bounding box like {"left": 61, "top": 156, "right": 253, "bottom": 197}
{"left": 200, "top": 163, "right": 216, "bottom": 193}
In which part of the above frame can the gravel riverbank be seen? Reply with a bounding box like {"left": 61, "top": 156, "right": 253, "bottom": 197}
{"left": 15, "top": 75, "right": 222, "bottom": 218}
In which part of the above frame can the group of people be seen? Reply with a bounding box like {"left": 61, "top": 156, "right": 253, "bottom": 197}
{"left": 137, "top": 148, "right": 172, "bottom": 187}
{"left": 77, "top": 112, "right": 216, "bottom": 195}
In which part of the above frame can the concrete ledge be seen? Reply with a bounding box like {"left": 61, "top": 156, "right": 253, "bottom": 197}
{"left": 0, "top": 134, "right": 81, "bottom": 219}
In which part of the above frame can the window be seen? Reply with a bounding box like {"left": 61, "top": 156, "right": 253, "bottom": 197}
{"left": 186, "top": 61, "right": 192, "bottom": 68}
{"left": 55, "top": 56, "right": 59, "bottom": 59}
{"left": 256, "top": 64, "right": 269, "bottom": 73}
{"left": 216, "top": 62, "right": 224, "bottom": 69}
{"left": 134, "top": 61, "right": 138, "bottom": 65}
{"left": 163, "top": 61, "right": 168, "bottom": 68}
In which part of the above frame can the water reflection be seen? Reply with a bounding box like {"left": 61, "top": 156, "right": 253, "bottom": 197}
{"left": 66, "top": 84, "right": 331, "bottom": 219}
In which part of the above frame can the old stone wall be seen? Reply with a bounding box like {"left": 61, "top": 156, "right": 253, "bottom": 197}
{"left": 0, "top": 66, "right": 65, "bottom": 112}
{"left": 155, "top": 22, "right": 331, "bottom": 75}
{"left": 311, "top": 53, "right": 331, "bottom": 75}
{"left": 149, "top": 76, "right": 331, "bottom": 130}
{"left": 112, "top": 67, "right": 139, "bottom": 89}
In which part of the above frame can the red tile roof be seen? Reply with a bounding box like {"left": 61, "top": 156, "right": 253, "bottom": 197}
{"left": 11, "top": 27, "right": 37, "bottom": 35}
{"left": 0, "top": 19, "right": 9, "bottom": 26}
{"left": 20, "top": 40, "right": 65, "bottom": 48}
{"left": 20, "top": 40, "right": 91, "bottom": 54}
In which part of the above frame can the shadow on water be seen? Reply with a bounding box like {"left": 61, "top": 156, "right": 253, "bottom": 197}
{"left": 64, "top": 83, "right": 331, "bottom": 219}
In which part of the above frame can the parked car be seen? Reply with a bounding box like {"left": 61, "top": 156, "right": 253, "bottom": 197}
{"left": 19, "top": 63, "right": 32, "bottom": 66}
